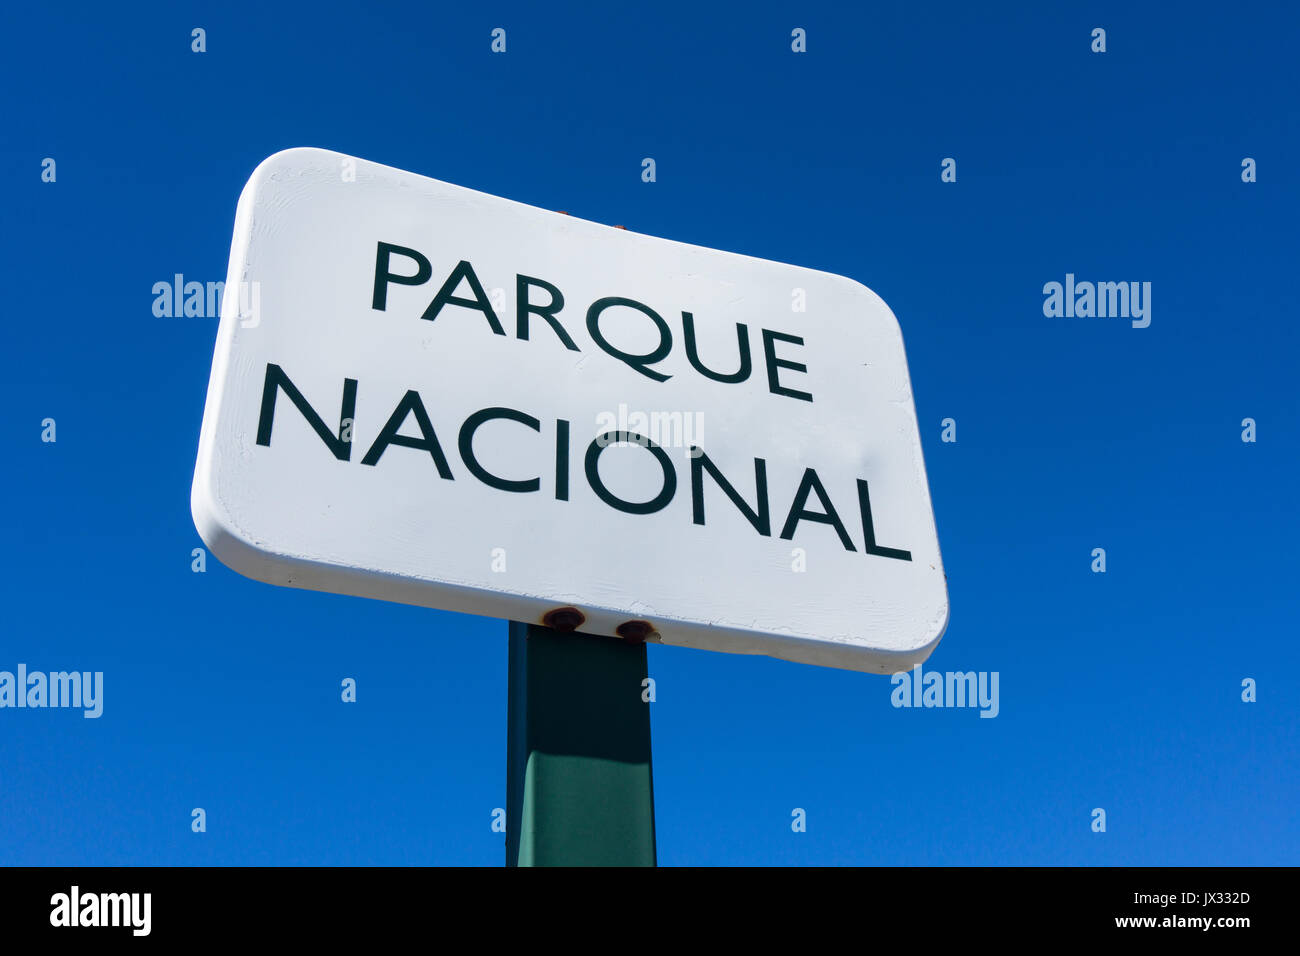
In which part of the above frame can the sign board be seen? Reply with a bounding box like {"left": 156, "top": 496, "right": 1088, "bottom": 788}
{"left": 192, "top": 147, "right": 948, "bottom": 673}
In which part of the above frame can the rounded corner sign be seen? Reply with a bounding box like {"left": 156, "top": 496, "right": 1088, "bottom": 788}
{"left": 191, "top": 147, "right": 948, "bottom": 674}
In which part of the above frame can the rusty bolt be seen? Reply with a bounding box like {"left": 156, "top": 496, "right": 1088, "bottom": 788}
{"left": 542, "top": 606, "right": 585, "bottom": 632}
{"left": 616, "top": 620, "right": 654, "bottom": 644}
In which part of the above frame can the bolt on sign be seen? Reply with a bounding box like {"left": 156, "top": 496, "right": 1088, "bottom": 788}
{"left": 192, "top": 148, "right": 948, "bottom": 673}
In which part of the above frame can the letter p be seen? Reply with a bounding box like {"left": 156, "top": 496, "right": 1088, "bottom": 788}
{"left": 372, "top": 241, "right": 432, "bottom": 311}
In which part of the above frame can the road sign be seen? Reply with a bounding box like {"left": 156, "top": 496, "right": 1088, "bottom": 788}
{"left": 192, "top": 147, "right": 948, "bottom": 673}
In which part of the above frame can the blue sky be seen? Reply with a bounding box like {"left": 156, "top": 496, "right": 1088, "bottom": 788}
{"left": 2, "top": 1, "right": 1296, "bottom": 865}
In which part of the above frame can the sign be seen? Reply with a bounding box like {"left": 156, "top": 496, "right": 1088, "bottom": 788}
{"left": 192, "top": 147, "right": 948, "bottom": 673}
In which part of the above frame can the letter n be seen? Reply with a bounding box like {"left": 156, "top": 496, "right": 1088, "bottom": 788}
{"left": 256, "top": 363, "right": 357, "bottom": 460}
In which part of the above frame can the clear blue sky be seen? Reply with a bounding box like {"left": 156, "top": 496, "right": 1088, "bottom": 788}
{"left": 2, "top": 1, "right": 1296, "bottom": 866}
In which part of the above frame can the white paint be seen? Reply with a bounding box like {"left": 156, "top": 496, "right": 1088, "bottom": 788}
{"left": 192, "top": 147, "right": 948, "bottom": 673}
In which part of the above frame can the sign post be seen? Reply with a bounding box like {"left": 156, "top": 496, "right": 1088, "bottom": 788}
{"left": 506, "top": 619, "right": 655, "bottom": 867}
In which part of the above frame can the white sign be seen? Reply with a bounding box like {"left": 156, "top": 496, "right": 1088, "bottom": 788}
{"left": 192, "top": 148, "right": 948, "bottom": 673}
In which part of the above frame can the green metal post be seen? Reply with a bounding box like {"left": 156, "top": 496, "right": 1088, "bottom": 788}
{"left": 506, "top": 621, "right": 657, "bottom": 866}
